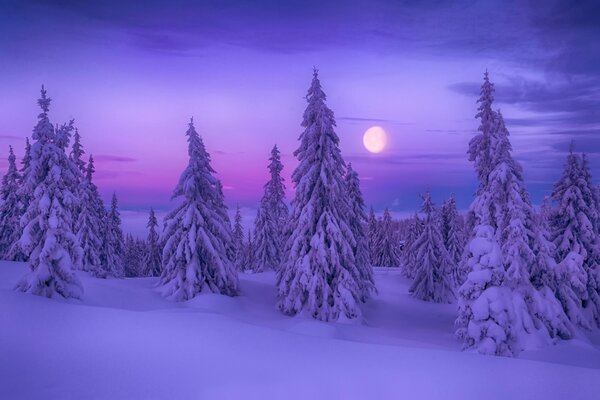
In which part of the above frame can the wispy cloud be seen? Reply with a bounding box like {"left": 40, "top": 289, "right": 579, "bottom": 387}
{"left": 94, "top": 154, "right": 137, "bottom": 163}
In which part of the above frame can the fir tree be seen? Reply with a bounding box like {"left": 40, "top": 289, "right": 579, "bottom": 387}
{"left": 0, "top": 146, "right": 22, "bottom": 259}
{"left": 253, "top": 201, "right": 278, "bottom": 272}
{"left": 159, "top": 118, "right": 238, "bottom": 300}
{"left": 277, "top": 69, "right": 365, "bottom": 321}
{"left": 253, "top": 146, "right": 289, "bottom": 272}
{"left": 402, "top": 213, "right": 422, "bottom": 278}
{"left": 103, "top": 193, "right": 124, "bottom": 277}
{"left": 373, "top": 208, "right": 401, "bottom": 267}
{"left": 409, "top": 192, "right": 454, "bottom": 303}
{"left": 456, "top": 73, "right": 570, "bottom": 356}
{"left": 440, "top": 195, "right": 464, "bottom": 286}
{"left": 345, "top": 163, "right": 375, "bottom": 300}
{"left": 69, "top": 128, "right": 86, "bottom": 173}
{"left": 232, "top": 205, "right": 244, "bottom": 270}
{"left": 76, "top": 155, "right": 104, "bottom": 276}
{"left": 367, "top": 206, "right": 378, "bottom": 265}
{"left": 145, "top": 207, "right": 162, "bottom": 277}
{"left": 551, "top": 148, "right": 600, "bottom": 328}
{"left": 15, "top": 87, "right": 83, "bottom": 298}
{"left": 242, "top": 229, "right": 255, "bottom": 272}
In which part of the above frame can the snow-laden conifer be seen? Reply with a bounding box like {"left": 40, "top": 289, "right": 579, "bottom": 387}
{"left": 159, "top": 118, "right": 238, "bottom": 300}
{"left": 0, "top": 146, "right": 22, "bottom": 259}
{"left": 232, "top": 205, "right": 244, "bottom": 270}
{"left": 409, "top": 192, "right": 454, "bottom": 302}
{"left": 367, "top": 206, "right": 378, "bottom": 265}
{"left": 402, "top": 214, "right": 422, "bottom": 278}
{"left": 253, "top": 146, "right": 288, "bottom": 272}
{"left": 277, "top": 69, "right": 364, "bottom": 321}
{"left": 145, "top": 207, "right": 162, "bottom": 277}
{"left": 551, "top": 147, "right": 600, "bottom": 328}
{"left": 76, "top": 155, "right": 104, "bottom": 276}
{"left": 440, "top": 195, "right": 464, "bottom": 286}
{"left": 456, "top": 73, "right": 570, "bottom": 356}
{"left": 345, "top": 163, "right": 375, "bottom": 300}
{"left": 15, "top": 87, "right": 83, "bottom": 298}
{"left": 373, "top": 208, "right": 401, "bottom": 267}
{"left": 69, "top": 128, "right": 85, "bottom": 173}
{"left": 102, "top": 193, "right": 124, "bottom": 277}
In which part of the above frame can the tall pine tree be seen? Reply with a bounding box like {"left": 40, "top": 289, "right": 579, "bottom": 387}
{"left": 373, "top": 208, "right": 401, "bottom": 267}
{"left": 232, "top": 205, "right": 245, "bottom": 270}
{"left": 551, "top": 147, "right": 600, "bottom": 328}
{"left": 456, "top": 72, "right": 570, "bottom": 356}
{"left": 409, "top": 192, "right": 454, "bottom": 303}
{"left": 277, "top": 69, "right": 365, "bottom": 321}
{"left": 15, "top": 87, "right": 83, "bottom": 298}
{"left": 0, "top": 146, "right": 22, "bottom": 260}
{"left": 440, "top": 195, "right": 464, "bottom": 286}
{"left": 145, "top": 207, "right": 162, "bottom": 277}
{"left": 102, "top": 193, "right": 125, "bottom": 277}
{"left": 159, "top": 118, "right": 238, "bottom": 300}
{"left": 345, "top": 163, "right": 375, "bottom": 300}
{"left": 76, "top": 155, "right": 105, "bottom": 276}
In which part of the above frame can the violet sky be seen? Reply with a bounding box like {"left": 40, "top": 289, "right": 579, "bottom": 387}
{"left": 0, "top": 0, "right": 599, "bottom": 234}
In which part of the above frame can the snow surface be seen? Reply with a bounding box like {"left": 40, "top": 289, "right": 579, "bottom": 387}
{"left": 1, "top": 262, "right": 600, "bottom": 399}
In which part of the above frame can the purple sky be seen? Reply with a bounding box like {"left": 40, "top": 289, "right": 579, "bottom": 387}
{"left": 1, "top": 0, "right": 599, "bottom": 234}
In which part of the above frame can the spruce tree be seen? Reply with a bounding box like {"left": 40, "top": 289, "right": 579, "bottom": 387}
{"left": 15, "top": 87, "right": 83, "bottom": 298}
{"left": 145, "top": 207, "right": 162, "bottom": 277}
{"left": 253, "top": 146, "right": 289, "bottom": 272}
{"left": 551, "top": 148, "right": 600, "bottom": 328}
{"left": 242, "top": 229, "right": 255, "bottom": 272}
{"left": 345, "top": 163, "right": 375, "bottom": 300}
{"left": 0, "top": 146, "right": 22, "bottom": 260}
{"left": 409, "top": 192, "right": 454, "bottom": 303}
{"left": 367, "top": 206, "right": 378, "bottom": 265}
{"left": 373, "top": 208, "right": 401, "bottom": 267}
{"left": 402, "top": 213, "right": 422, "bottom": 278}
{"left": 103, "top": 193, "right": 124, "bottom": 277}
{"left": 159, "top": 118, "right": 238, "bottom": 300}
{"left": 440, "top": 195, "right": 463, "bottom": 286}
{"left": 253, "top": 202, "right": 278, "bottom": 272}
{"left": 69, "top": 128, "right": 86, "bottom": 173}
{"left": 232, "top": 205, "right": 244, "bottom": 270}
{"left": 76, "top": 155, "right": 104, "bottom": 276}
{"left": 456, "top": 73, "right": 570, "bottom": 356}
{"left": 277, "top": 69, "right": 365, "bottom": 321}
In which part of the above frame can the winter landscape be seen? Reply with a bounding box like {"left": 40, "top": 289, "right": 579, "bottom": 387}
{"left": 2, "top": 1, "right": 600, "bottom": 399}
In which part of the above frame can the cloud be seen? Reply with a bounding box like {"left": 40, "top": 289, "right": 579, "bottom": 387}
{"left": 0, "top": 134, "right": 23, "bottom": 140}
{"left": 94, "top": 154, "right": 137, "bottom": 162}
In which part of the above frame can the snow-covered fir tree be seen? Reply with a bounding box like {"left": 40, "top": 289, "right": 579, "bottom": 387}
{"left": 69, "top": 128, "right": 86, "bottom": 173}
{"left": 253, "top": 146, "right": 289, "bottom": 272}
{"left": 440, "top": 195, "right": 464, "bottom": 286}
{"left": 373, "top": 208, "right": 401, "bottom": 268}
{"left": 159, "top": 118, "right": 238, "bottom": 300}
{"left": 242, "top": 229, "right": 255, "bottom": 272}
{"left": 252, "top": 202, "right": 278, "bottom": 272}
{"left": 402, "top": 213, "right": 422, "bottom": 278}
{"left": 15, "top": 87, "right": 83, "bottom": 298}
{"left": 266, "top": 145, "right": 289, "bottom": 241}
{"left": 76, "top": 155, "right": 105, "bottom": 276}
{"left": 102, "top": 193, "right": 125, "bottom": 277}
{"left": 456, "top": 72, "right": 571, "bottom": 356}
{"left": 277, "top": 69, "right": 366, "bottom": 321}
{"left": 123, "top": 234, "right": 148, "bottom": 277}
{"left": 0, "top": 146, "right": 22, "bottom": 260}
{"left": 232, "top": 205, "right": 245, "bottom": 270}
{"left": 345, "top": 163, "right": 375, "bottom": 300}
{"left": 551, "top": 147, "right": 600, "bottom": 328}
{"left": 367, "top": 206, "right": 378, "bottom": 265}
{"left": 145, "top": 208, "right": 162, "bottom": 277}
{"left": 409, "top": 192, "right": 454, "bottom": 303}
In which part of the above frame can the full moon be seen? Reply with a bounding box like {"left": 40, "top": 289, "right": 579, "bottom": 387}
{"left": 363, "top": 126, "right": 388, "bottom": 154}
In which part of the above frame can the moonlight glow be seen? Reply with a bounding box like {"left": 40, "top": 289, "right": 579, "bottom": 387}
{"left": 363, "top": 126, "right": 388, "bottom": 153}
